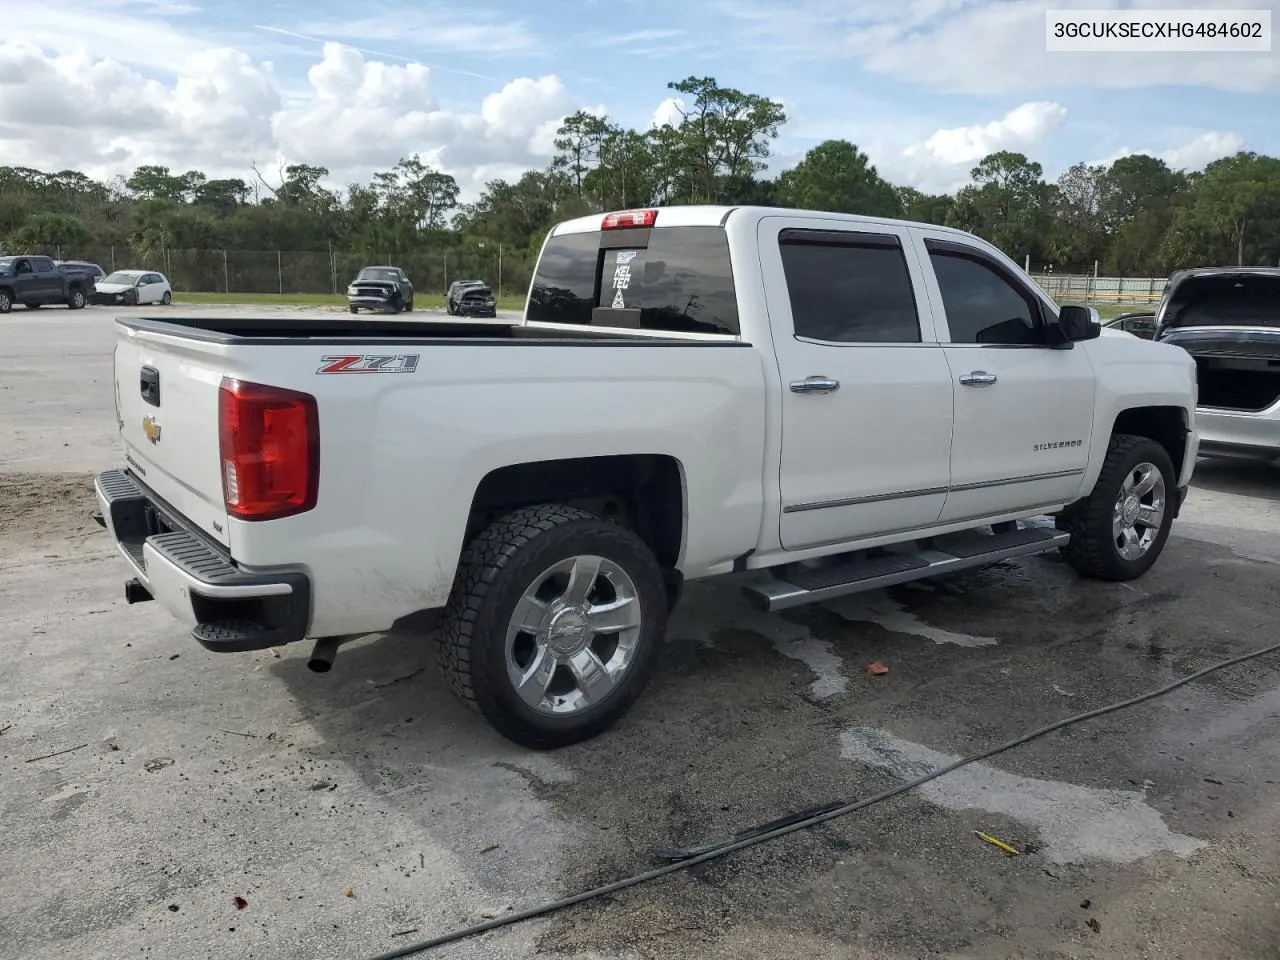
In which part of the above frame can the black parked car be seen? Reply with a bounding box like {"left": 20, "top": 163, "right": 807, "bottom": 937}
{"left": 347, "top": 265, "right": 414, "bottom": 313}
{"left": 447, "top": 280, "right": 497, "bottom": 318}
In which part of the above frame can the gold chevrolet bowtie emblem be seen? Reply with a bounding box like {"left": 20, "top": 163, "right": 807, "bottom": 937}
{"left": 142, "top": 416, "right": 162, "bottom": 444}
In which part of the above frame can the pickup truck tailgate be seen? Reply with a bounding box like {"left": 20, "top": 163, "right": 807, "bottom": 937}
{"left": 114, "top": 332, "right": 230, "bottom": 546}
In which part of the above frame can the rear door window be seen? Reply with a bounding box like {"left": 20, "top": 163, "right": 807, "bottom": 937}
{"left": 528, "top": 225, "right": 740, "bottom": 335}
{"left": 778, "top": 230, "right": 922, "bottom": 343}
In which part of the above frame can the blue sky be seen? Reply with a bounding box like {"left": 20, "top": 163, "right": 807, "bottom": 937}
{"left": 3, "top": 0, "right": 1278, "bottom": 196}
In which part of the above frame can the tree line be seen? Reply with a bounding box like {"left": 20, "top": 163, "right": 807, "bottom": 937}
{"left": 2, "top": 73, "right": 1279, "bottom": 294}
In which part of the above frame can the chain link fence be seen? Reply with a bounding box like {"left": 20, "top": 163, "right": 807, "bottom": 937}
{"left": 1028, "top": 273, "right": 1166, "bottom": 304}
{"left": 17, "top": 243, "right": 1169, "bottom": 307}
{"left": 20, "top": 243, "right": 535, "bottom": 300}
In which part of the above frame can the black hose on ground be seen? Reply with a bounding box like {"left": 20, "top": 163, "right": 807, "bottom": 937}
{"left": 363, "top": 637, "right": 1280, "bottom": 960}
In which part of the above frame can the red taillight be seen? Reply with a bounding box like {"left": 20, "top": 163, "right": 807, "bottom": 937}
{"left": 602, "top": 209, "right": 657, "bottom": 230}
{"left": 217, "top": 378, "right": 319, "bottom": 521}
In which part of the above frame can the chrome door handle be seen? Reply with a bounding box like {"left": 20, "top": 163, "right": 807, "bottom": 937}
{"left": 790, "top": 376, "right": 840, "bottom": 395}
{"left": 958, "top": 370, "right": 997, "bottom": 387}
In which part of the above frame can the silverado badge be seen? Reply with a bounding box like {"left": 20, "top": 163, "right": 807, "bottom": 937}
{"left": 142, "top": 416, "right": 162, "bottom": 445}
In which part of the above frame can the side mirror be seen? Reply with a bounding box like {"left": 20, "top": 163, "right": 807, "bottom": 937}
{"left": 1057, "top": 304, "right": 1101, "bottom": 342}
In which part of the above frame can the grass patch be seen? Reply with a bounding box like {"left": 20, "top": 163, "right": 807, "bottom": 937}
{"left": 176, "top": 291, "right": 527, "bottom": 312}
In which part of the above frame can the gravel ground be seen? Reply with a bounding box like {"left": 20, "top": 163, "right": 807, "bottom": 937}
{"left": 3, "top": 304, "right": 1280, "bottom": 960}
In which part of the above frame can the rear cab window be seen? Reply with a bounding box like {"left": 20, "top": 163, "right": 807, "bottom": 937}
{"left": 527, "top": 218, "right": 740, "bottom": 336}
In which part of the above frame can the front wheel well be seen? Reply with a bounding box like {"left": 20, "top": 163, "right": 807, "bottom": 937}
{"left": 465, "top": 454, "right": 685, "bottom": 571}
{"left": 1111, "top": 406, "right": 1189, "bottom": 479}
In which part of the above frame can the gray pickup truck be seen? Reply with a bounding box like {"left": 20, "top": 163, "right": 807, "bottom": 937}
{"left": 0, "top": 255, "right": 98, "bottom": 313}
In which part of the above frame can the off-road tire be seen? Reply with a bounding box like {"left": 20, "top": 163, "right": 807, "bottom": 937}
{"left": 438, "top": 503, "right": 667, "bottom": 749}
{"left": 1057, "top": 433, "right": 1176, "bottom": 581}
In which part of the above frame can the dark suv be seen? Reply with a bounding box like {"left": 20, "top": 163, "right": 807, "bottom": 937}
{"left": 447, "top": 280, "right": 497, "bottom": 317}
{"left": 347, "top": 265, "right": 414, "bottom": 313}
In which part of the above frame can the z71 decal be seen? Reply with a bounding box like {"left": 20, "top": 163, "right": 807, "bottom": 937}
{"left": 316, "top": 354, "right": 420, "bottom": 374}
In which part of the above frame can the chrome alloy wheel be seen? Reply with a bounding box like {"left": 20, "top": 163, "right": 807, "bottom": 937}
{"left": 504, "top": 554, "right": 643, "bottom": 716}
{"left": 1112, "top": 461, "right": 1166, "bottom": 561}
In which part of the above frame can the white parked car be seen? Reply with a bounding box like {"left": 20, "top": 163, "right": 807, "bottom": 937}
{"left": 92, "top": 270, "right": 173, "bottom": 306}
{"left": 94, "top": 205, "right": 1199, "bottom": 748}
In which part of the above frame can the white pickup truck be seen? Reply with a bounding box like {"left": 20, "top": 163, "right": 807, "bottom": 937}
{"left": 95, "top": 205, "right": 1199, "bottom": 748}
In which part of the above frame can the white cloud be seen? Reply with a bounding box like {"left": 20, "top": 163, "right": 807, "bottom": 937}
{"left": 650, "top": 97, "right": 685, "bottom": 129}
{"left": 0, "top": 40, "right": 576, "bottom": 199}
{"left": 876, "top": 101, "right": 1068, "bottom": 193}
{"left": 301, "top": 14, "right": 537, "bottom": 56}
{"left": 1097, "top": 131, "right": 1246, "bottom": 171}
{"left": 716, "top": 0, "right": 1280, "bottom": 94}
{"left": 596, "top": 29, "right": 686, "bottom": 46}
{"left": 272, "top": 43, "right": 457, "bottom": 169}
{"left": 0, "top": 42, "right": 278, "bottom": 176}
{"left": 2, "top": 0, "right": 220, "bottom": 74}
{"left": 912, "top": 101, "right": 1067, "bottom": 166}
{"left": 1162, "top": 131, "right": 1246, "bottom": 170}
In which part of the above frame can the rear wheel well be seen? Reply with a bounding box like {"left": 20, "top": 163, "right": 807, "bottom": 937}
{"left": 1112, "top": 406, "right": 1188, "bottom": 478}
{"left": 466, "top": 454, "right": 685, "bottom": 571}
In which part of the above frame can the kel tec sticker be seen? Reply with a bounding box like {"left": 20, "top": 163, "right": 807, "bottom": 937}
{"left": 317, "top": 354, "right": 420, "bottom": 375}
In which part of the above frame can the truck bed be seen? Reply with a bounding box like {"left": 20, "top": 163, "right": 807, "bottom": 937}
{"left": 116, "top": 315, "right": 748, "bottom": 347}
{"left": 109, "top": 312, "right": 768, "bottom": 637}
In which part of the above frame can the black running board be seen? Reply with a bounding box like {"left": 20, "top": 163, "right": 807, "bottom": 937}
{"left": 743, "top": 526, "right": 1069, "bottom": 613}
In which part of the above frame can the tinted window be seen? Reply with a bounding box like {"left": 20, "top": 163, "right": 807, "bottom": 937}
{"left": 779, "top": 232, "right": 921, "bottom": 343}
{"left": 1122, "top": 315, "right": 1155, "bottom": 338}
{"left": 31, "top": 257, "right": 54, "bottom": 272}
{"left": 528, "top": 226, "right": 740, "bottom": 335}
{"left": 527, "top": 231, "right": 598, "bottom": 326}
{"left": 929, "top": 251, "right": 1040, "bottom": 345}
